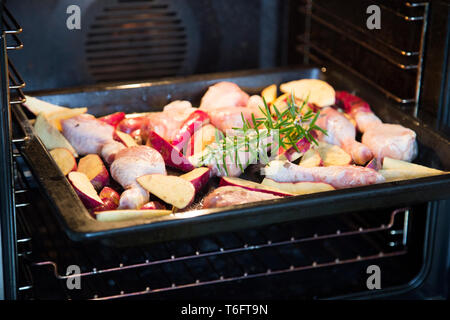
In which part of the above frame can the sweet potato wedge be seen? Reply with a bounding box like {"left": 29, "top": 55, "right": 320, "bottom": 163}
{"left": 34, "top": 113, "right": 78, "bottom": 157}
{"left": 179, "top": 167, "right": 211, "bottom": 192}
{"left": 68, "top": 171, "right": 103, "bottom": 209}
{"left": 95, "top": 209, "right": 172, "bottom": 222}
{"left": 299, "top": 148, "right": 322, "bottom": 167}
{"left": 137, "top": 174, "right": 196, "bottom": 209}
{"left": 316, "top": 142, "right": 351, "bottom": 166}
{"left": 49, "top": 148, "right": 77, "bottom": 175}
{"left": 220, "top": 176, "right": 294, "bottom": 196}
{"left": 261, "top": 84, "right": 277, "bottom": 105}
{"left": 77, "top": 154, "right": 110, "bottom": 191}
{"left": 146, "top": 131, "right": 195, "bottom": 172}
{"left": 261, "top": 178, "right": 335, "bottom": 195}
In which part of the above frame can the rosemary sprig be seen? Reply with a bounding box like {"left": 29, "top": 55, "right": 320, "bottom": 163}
{"left": 196, "top": 93, "right": 327, "bottom": 175}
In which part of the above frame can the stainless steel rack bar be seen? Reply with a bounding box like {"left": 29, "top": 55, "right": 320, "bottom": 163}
{"left": 297, "top": 8, "right": 418, "bottom": 70}
{"left": 29, "top": 208, "right": 408, "bottom": 299}
{"left": 93, "top": 250, "right": 407, "bottom": 300}
{"left": 296, "top": 43, "right": 416, "bottom": 104}
{"left": 8, "top": 59, "right": 25, "bottom": 89}
{"left": 1, "top": 2, "right": 28, "bottom": 299}
{"left": 297, "top": 0, "right": 429, "bottom": 111}
{"left": 301, "top": 2, "right": 421, "bottom": 58}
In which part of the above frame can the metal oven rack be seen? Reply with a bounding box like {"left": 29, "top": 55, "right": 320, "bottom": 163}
{"left": 1, "top": 2, "right": 423, "bottom": 300}
{"left": 296, "top": 0, "right": 429, "bottom": 116}
{"left": 0, "top": 3, "right": 29, "bottom": 300}
{"left": 13, "top": 154, "right": 411, "bottom": 300}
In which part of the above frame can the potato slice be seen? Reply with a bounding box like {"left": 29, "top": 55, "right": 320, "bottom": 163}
{"left": 23, "top": 96, "right": 70, "bottom": 116}
{"left": 379, "top": 169, "right": 445, "bottom": 182}
{"left": 280, "top": 79, "right": 335, "bottom": 107}
{"left": 95, "top": 209, "right": 172, "bottom": 222}
{"left": 137, "top": 174, "right": 196, "bottom": 209}
{"left": 68, "top": 171, "right": 103, "bottom": 209}
{"left": 34, "top": 113, "right": 78, "bottom": 157}
{"left": 187, "top": 124, "right": 217, "bottom": 156}
{"left": 49, "top": 148, "right": 77, "bottom": 175}
{"left": 261, "top": 84, "right": 277, "bottom": 105}
{"left": 382, "top": 157, "right": 443, "bottom": 174}
{"left": 45, "top": 107, "right": 88, "bottom": 131}
{"left": 299, "top": 149, "right": 322, "bottom": 167}
{"left": 179, "top": 167, "right": 211, "bottom": 192}
{"left": 147, "top": 131, "right": 195, "bottom": 172}
{"left": 261, "top": 178, "right": 335, "bottom": 195}
{"left": 77, "top": 154, "right": 110, "bottom": 191}
{"left": 316, "top": 142, "right": 351, "bottom": 166}
{"left": 115, "top": 130, "right": 138, "bottom": 147}
{"left": 220, "top": 176, "right": 294, "bottom": 196}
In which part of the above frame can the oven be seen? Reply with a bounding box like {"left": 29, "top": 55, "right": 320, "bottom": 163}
{"left": 1, "top": 0, "right": 450, "bottom": 301}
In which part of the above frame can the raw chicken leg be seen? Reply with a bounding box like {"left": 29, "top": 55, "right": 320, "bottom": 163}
{"left": 199, "top": 81, "right": 249, "bottom": 110}
{"left": 61, "top": 114, "right": 115, "bottom": 155}
{"left": 263, "top": 160, "right": 384, "bottom": 189}
{"left": 336, "top": 91, "right": 417, "bottom": 161}
{"left": 110, "top": 146, "right": 167, "bottom": 209}
{"left": 199, "top": 82, "right": 265, "bottom": 132}
{"left": 203, "top": 186, "right": 281, "bottom": 208}
{"left": 316, "top": 107, "right": 373, "bottom": 165}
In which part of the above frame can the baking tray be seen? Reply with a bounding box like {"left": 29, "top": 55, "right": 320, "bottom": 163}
{"left": 13, "top": 67, "right": 450, "bottom": 245}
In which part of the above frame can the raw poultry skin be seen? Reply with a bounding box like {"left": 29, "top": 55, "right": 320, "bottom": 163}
{"left": 203, "top": 186, "right": 281, "bottom": 209}
{"left": 336, "top": 91, "right": 417, "bottom": 161}
{"left": 263, "top": 160, "right": 384, "bottom": 189}
{"left": 362, "top": 124, "right": 417, "bottom": 161}
{"left": 110, "top": 146, "right": 167, "bottom": 209}
{"left": 61, "top": 114, "right": 115, "bottom": 155}
{"left": 199, "top": 81, "right": 265, "bottom": 132}
{"left": 192, "top": 82, "right": 269, "bottom": 176}
{"left": 141, "top": 100, "right": 197, "bottom": 143}
{"left": 101, "top": 140, "right": 126, "bottom": 165}
{"left": 316, "top": 107, "right": 373, "bottom": 165}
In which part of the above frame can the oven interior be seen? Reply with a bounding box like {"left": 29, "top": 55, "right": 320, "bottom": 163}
{"left": 1, "top": 0, "right": 450, "bottom": 300}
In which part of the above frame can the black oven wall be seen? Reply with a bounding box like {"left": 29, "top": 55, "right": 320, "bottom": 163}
{"left": 7, "top": 0, "right": 286, "bottom": 92}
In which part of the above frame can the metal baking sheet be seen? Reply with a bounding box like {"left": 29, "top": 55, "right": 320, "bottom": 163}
{"left": 13, "top": 67, "right": 450, "bottom": 244}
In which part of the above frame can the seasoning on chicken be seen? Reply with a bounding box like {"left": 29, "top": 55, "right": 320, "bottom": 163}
{"left": 336, "top": 91, "right": 417, "bottom": 162}
{"left": 263, "top": 160, "right": 384, "bottom": 189}
{"left": 61, "top": 114, "right": 115, "bottom": 155}
{"left": 316, "top": 107, "right": 373, "bottom": 165}
{"left": 203, "top": 186, "right": 281, "bottom": 209}
{"left": 110, "top": 146, "right": 167, "bottom": 209}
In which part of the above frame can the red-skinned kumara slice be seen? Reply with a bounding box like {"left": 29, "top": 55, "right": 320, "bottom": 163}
{"left": 140, "top": 201, "right": 167, "bottom": 210}
{"left": 49, "top": 148, "right": 77, "bottom": 175}
{"left": 91, "top": 186, "right": 121, "bottom": 213}
{"left": 77, "top": 154, "right": 110, "bottom": 191}
{"left": 95, "top": 209, "right": 172, "bottom": 222}
{"left": 171, "top": 109, "right": 210, "bottom": 149}
{"left": 316, "top": 142, "right": 352, "bottom": 166}
{"left": 261, "top": 178, "right": 335, "bottom": 195}
{"left": 98, "top": 112, "right": 126, "bottom": 128}
{"left": 68, "top": 171, "right": 104, "bottom": 209}
{"left": 299, "top": 148, "right": 322, "bottom": 167}
{"left": 219, "top": 176, "right": 294, "bottom": 196}
{"left": 179, "top": 167, "right": 211, "bottom": 192}
{"left": 117, "top": 116, "right": 148, "bottom": 134}
{"left": 137, "top": 174, "right": 196, "bottom": 209}
{"left": 146, "top": 131, "right": 195, "bottom": 172}
{"left": 114, "top": 130, "right": 138, "bottom": 147}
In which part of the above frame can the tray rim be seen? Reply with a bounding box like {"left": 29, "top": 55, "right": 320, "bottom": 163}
{"left": 14, "top": 67, "right": 450, "bottom": 243}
